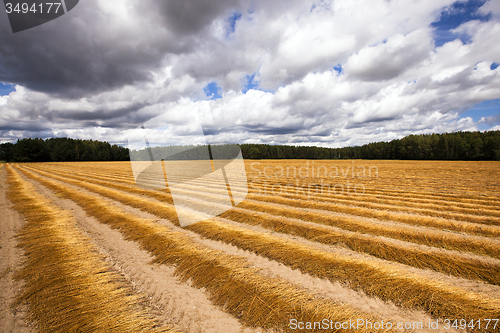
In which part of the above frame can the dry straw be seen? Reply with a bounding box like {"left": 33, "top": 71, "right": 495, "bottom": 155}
{"left": 152, "top": 170, "right": 500, "bottom": 222}
{"left": 237, "top": 200, "right": 500, "bottom": 258}
{"left": 219, "top": 208, "right": 500, "bottom": 285}
{"left": 22, "top": 165, "right": 500, "bottom": 284}
{"left": 245, "top": 181, "right": 500, "bottom": 223}
{"left": 244, "top": 190, "right": 500, "bottom": 232}
{"left": 186, "top": 219, "right": 500, "bottom": 322}
{"left": 151, "top": 186, "right": 500, "bottom": 285}
{"left": 139, "top": 178, "right": 500, "bottom": 238}
{"left": 15, "top": 166, "right": 390, "bottom": 333}
{"left": 35, "top": 163, "right": 500, "bottom": 238}
{"left": 6, "top": 166, "right": 174, "bottom": 333}
{"left": 17, "top": 165, "right": 500, "bottom": 328}
{"left": 24, "top": 165, "right": 500, "bottom": 259}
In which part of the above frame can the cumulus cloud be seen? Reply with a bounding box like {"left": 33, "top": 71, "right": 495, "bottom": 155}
{"left": 343, "top": 29, "right": 433, "bottom": 81}
{"left": 0, "top": 0, "right": 499, "bottom": 147}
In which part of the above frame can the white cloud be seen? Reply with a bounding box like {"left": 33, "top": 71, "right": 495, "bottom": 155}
{"left": 343, "top": 29, "right": 433, "bottom": 81}
{"left": 1, "top": 0, "right": 499, "bottom": 147}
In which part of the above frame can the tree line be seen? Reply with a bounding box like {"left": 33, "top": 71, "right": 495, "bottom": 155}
{"left": 0, "top": 137, "right": 130, "bottom": 162}
{"left": 1, "top": 130, "right": 499, "bottom": 162}
{"left": 240, "top": 130, "right": 500, "bottom": 160}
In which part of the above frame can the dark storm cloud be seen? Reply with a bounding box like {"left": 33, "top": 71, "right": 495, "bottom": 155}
{"left": 242, "top": 123, "right": 304, "bottom": 135}
{"left": 0, "top": 0, "right": 224, "bottom": 98}
{"left": 50, "top": 102, "right": 149, "bottom": 122}
{"left": 153, "top": 0, "right": 240, "bottom": 36}
{"left": 345, "top": 116, "right": 396, "bottom": 129}
{"left": 0, "top": 122, "right": 49, "bottom": 131}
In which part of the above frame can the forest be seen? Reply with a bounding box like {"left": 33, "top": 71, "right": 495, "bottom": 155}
{"left": 0, "top": 137, "right": 129, "bottom": 162}
{"left": 241, "top": 130, "right": 500, "bottom": 160}
{"left": 0, "top": 130, "right": 499, "bottom": 162}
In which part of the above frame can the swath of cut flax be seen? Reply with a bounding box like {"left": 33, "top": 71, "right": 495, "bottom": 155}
{"left": 23, "top": 165, "right": 500, "bottom": 259}
{"left": 21, "top": 165, "right": 500, "bottom": 286}
{"left": 14, "top": 166, "right": 393, "bottom": 333}
{"left": 16, "top": 165, "right": 500, "bottom": 329}
{"left": 40, "top": 162, "right": 500, "bottom": 227}
{"left": 5, "top": 166, "right": 175, "bottom": 333}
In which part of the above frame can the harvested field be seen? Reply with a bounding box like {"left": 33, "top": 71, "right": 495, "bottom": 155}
{"left": 1, "top": 159, "right": 500, "bottom": 332}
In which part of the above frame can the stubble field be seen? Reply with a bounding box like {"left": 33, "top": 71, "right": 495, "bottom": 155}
{"left": 1, "top": 160, "right": 499, "bottom": 332}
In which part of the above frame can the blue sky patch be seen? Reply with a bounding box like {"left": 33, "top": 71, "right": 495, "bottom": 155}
{"left": 227, "top": 12, "right": 242, "bottom": 36}
{"left": 0, "top": 82, "right": 15, "bottom": 96}
{"left": 460, "top": 98, "right": 500, "bottom": 122}
{"left": 242, "top": 73, "right": 259, "bottom": 94}
{"left": 333, "top": 64, "right": 343, "bottom": 74}
{"left": 491, "top": 62, "right": 499, "bottom": 70}
{"left": 204, "top": 82, "right": 222, "bottom": 99}
{"left": 431, "top": 0, "right": 490, "bottom": 47}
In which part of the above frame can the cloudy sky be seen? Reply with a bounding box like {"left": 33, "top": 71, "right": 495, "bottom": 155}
{"left": 1, "top": 0, "right": 499, "bottom": 148}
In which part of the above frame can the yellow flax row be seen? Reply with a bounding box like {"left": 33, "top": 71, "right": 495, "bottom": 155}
{"left": 13, "top": 167, "right": 388, "bottom": 332}
{"left": 27, "top": 164, "right": 500, "bottom": 239}
{"left": 245, "top": 181, "right": 500, "bottom": 221}
{"left": 6, "top": 165, "right": 174, "bottom": 333}
{"left": 33, "top": 163, "right": 500, "bottom": 220}
{"left": 23, "top": 165, "right": 500, "bottom": 261}
{"left": 16, "top": 165, "right": 500, "bottom": 326}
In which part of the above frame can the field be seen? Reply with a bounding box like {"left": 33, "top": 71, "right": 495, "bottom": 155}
{"left": 1, "top": 160, "right": 500, "bottom": 332}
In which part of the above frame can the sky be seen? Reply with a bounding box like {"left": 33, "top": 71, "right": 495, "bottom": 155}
{"left": 1, "top": 0, "right": 500, "bottom": 148}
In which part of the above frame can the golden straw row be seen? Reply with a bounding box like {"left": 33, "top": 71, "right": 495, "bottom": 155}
{"left": 28, "top": 164, "right": 500, "bottom": 238}
{"left": 158, "top": 169, "right": 500, "bottom": 217}
{"left": 34, "top": 162, "right": 500, "bottom": 210}
{"left": 11, "top": 166, "right": 391, "bottom": 333}
{"left": 245, "top": 181, "right": 500, "bottom": 221}
{"left": 249, "top": 173, "right": 500, "bottom": 206}
{"left": 39, "top": 160, "right": 500, "bottom": 205}
{"left": 161, "top": 190, "right": 500, "bottom": 285}
{"left": 39, "top": 163, "right": 500, "bottom": 220}
{"left": 5, "top": 165, "right": 174, "bottom": 333}
{"left": 16, "top": 165, "right": 500, "bottom": 325}
{"left": 163, "top": 178, "right": 500, "bottom": 229}
{"left": 174, "top": 174, "right": 500, "bottom": 219}
{"left": 21, "top": 166, "right": 500, "bottom": 284}
{"left": 23, "top": 165, "right": 500, "bottom": 259}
